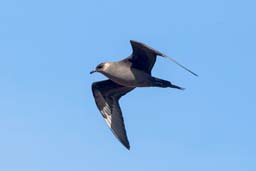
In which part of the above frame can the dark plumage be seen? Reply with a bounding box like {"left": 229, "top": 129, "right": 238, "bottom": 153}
{"left": 91, "top": 40, "right": 197, "bottom": 150}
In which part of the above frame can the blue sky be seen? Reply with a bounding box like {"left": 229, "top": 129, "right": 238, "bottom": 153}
{"left": 0, "top": 0, "right": 255, "bottom": 170}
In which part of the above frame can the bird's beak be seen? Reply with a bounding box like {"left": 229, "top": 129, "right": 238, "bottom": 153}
{"left": 90, "top": 70, "right": 96, "bottom": 74}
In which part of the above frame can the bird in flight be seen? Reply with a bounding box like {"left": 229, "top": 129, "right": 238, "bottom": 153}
{"left": 90, "top": 40, "right": 197, "bottom": 150}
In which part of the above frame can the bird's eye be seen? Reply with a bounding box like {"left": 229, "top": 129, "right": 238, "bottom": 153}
{"left": 97, "top": 64, "right": 104, "bottom": 69}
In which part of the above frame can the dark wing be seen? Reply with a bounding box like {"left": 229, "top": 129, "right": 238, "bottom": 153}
{"left": 91, "top": 80, "right": 134, "bottom": 150}
{"left": 128, "top": 40, "right": 199, "bottom": 76}
{"left": 125, "top": 40, "right": 165, "bottom": 74}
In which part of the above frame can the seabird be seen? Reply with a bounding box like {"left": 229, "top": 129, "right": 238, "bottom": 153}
{"left": 90, "top": 40, "right": 197, "bottom": 150}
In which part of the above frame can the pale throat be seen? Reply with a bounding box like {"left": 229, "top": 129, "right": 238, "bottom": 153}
{"left": 104, "top": 62, "right": 111, "bottom": 69}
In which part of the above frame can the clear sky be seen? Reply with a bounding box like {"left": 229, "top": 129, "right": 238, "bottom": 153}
{"left": 0, "top": 0, "right": 255, "bottom": 170}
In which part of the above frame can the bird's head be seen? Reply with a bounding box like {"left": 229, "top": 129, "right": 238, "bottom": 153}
{"left": 90, "top": 62, "right": 110, "bottom": 74}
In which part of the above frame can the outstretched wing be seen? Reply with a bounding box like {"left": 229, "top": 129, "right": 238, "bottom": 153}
{"left": 127, "top": 40, "right": 198, "bottom": 76}
{"left": 125, "top": 40, "right": 165, "bottom": 74}
{"left": 91, "top": 80, "right": 134, "bottom": 150}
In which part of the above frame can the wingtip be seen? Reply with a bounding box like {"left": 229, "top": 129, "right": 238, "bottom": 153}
{"left": 121, "top": 139, "right": 130, "bottom": 150}
{"left": 162, "top": 55, "right": 199, "bottom": 77}
{"left": 125, "top": 144, "right": 130, "bottom": 150}
{"left": 121, "top": 140, "right": 130, "bottom": 150}
{"left": 192, "top": 72, "right": 199, "bottom": 77}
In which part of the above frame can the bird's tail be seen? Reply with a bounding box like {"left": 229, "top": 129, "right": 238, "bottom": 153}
{"left": 151, "top": 77, "right": 185, "bottom": 90}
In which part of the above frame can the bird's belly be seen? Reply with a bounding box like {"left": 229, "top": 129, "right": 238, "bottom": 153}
{"left": 103, "top": 68, "right": 151, "bottom": 87}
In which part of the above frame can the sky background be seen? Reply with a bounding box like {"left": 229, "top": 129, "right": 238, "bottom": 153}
{"left": 0, "top": 0, "right": 256, "bottom": 170}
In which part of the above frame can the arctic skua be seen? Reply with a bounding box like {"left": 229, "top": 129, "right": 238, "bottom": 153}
{"left": 90, "top": 40, "right": 197, "bottom": 150}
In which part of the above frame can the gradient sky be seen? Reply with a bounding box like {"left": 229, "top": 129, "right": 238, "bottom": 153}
{"left": 1, "top": 0, "right": 256, "bottom": 171}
